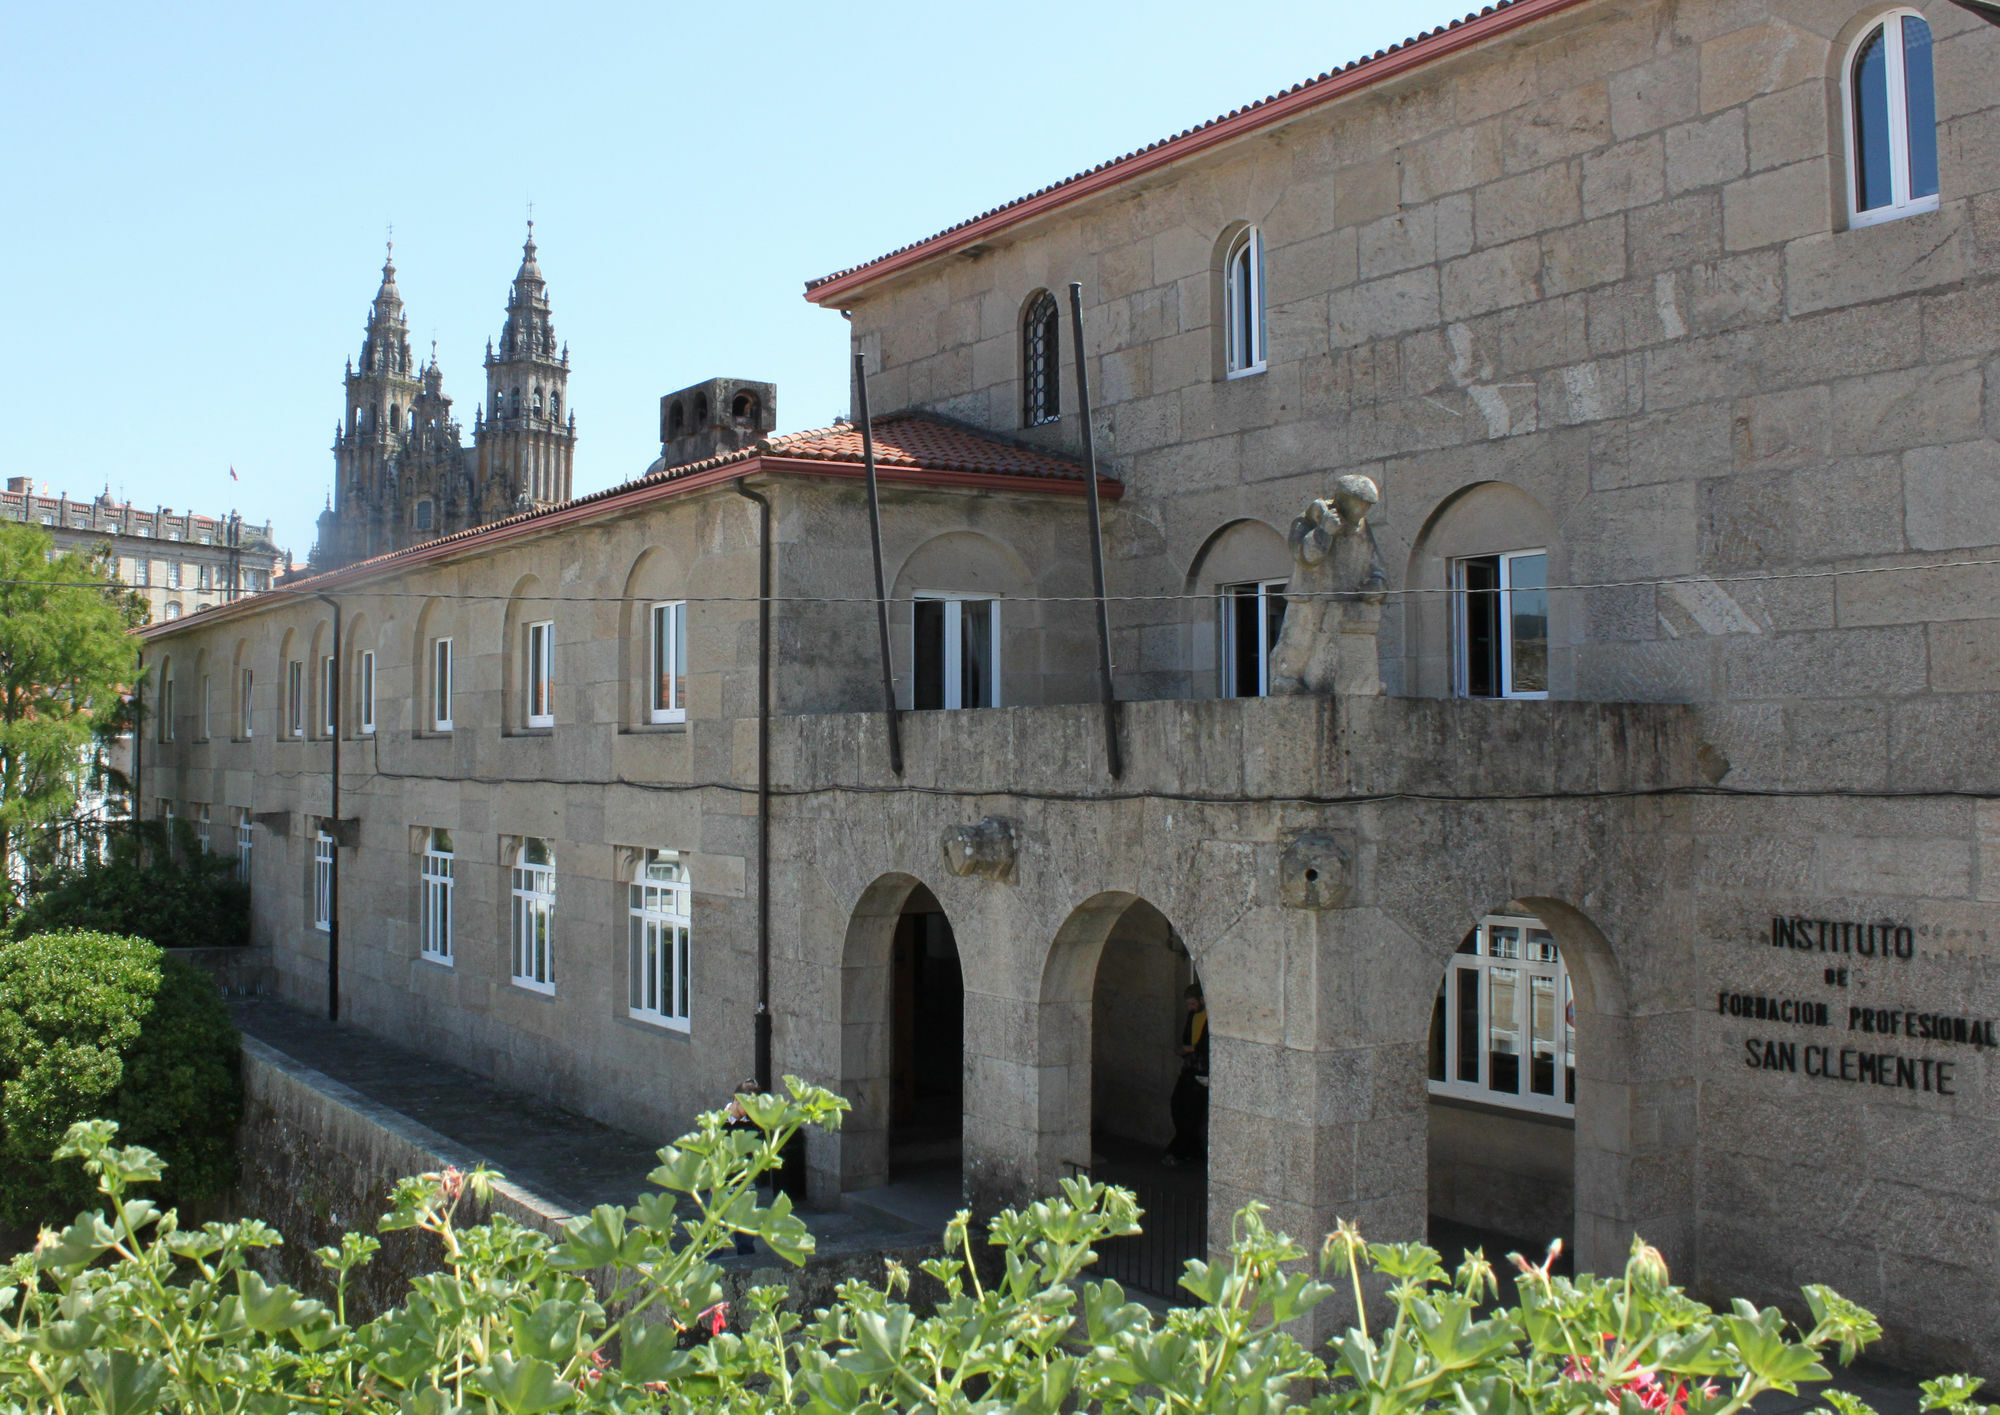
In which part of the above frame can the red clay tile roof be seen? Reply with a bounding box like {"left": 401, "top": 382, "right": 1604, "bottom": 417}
{"left": 804, "top": 0, "right": 1587, "bottom": 304}
{"left": 141, "top": 414, "right": 1103, "bottom": 633}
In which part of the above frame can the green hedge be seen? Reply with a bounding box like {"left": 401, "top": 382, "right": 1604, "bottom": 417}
{"left": 0, "top": 929, "right": 239, "bottom": 1225}
{"left": 9, "top": 820, "right": 250, "bottom": 951}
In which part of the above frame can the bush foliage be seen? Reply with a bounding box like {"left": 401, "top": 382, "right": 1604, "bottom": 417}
{"left": 9, "top": 820, "right": 250, "bottom": 952}
{"left": 2, "top": 1081, "right": 1985, "bottom": 1415}
{"left": 0, "top": 929, "right": 239, "bottom": 1226}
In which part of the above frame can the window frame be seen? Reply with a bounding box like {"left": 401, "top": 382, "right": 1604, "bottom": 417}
{"left": 911, "top": 592, "right": 1002, "bottom": 710}
{"left": 159, "top": 662, "right": 176, "bottom": 742}
{"left": 358, "top": 650, "right": 375, "bottom": 735}
{"left": 420, "top": 828, "right": 454, "bottom": 965}
{"left": 525, "top": 620, "right": 555, "bottom": 729}
{"left": 1429, "top": 914, "right": 1575, "bottom": 1119}
{"left": 1021, "top": 291, "right": 1061, "bottom": 428}
{"left": 312, "top": 830, "right": 334, "bottom": 932}
{"left": 628, "top": 849, "right": 692, "bottom": 1031}
{"left": 1450, "top": 548, "right": 1549, "bottom": 701}
{"left": 510, "top": 838, "right": 556, "bottom": 994}
{"left": 1220, "top": 578, "right": 1288, "bottom": 698}
{"left": 191, "top": 802, "right": 210, "bottom": 854}
{"left": 1843, "top": 8, "right": 1940, "bottom": 229}
{"left": 649, "top": 600, "right": 688, "bottom": 724}
{"left": 431, "top": 637, "right": 454, "bottom": 732}
{"left": 286, "top": 659, "right": 304, "bottom": 738}
{"left": 1223, "top": 227, "right": 1268, "bottom": 378}
{"left": 239, "top": 667, "right": 254, "bottom": 739}
{"left": 234, "top": 807, "right": 253, "bottom": 886}
{"left": 199, "top": 673, "right": 212, "bottom": 741}
{"left": 321, "top": 655, "right": 337, "bottom": 736}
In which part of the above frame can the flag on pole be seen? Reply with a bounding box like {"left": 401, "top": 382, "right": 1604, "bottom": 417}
{"left": 228, "top": 466, "right": 238, "bottom": 481}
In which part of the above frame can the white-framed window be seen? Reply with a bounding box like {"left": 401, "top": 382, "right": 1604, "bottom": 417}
{"left": 321, "top": 655, "right": 337, "bottom": 735}
{"left": 1845, "top": 9, "right": 1939, "bottom": 228}
{"left": 629, "top": 849, "right": 692, "bottom": 1030}
{"left": 167, "top": 562, "right": 182, "bottom": 589}
{"left": 158, "top": 661, "right": 176, "bottom": 742}
{"left": 1451, "top": 549, "right": 1548, "bottom": 700}
{"left": 358, "top": 650, "right": 375, "bottom": 734}
{"left": 1223, "top": 226, "right": 1267, "bottom": 377}
{"left": 191, "top": 802, "right": 210, "bottom": 853}
{"left": 134, "top": 559, "right": 150, "bottom": 588}
{"left": 1430, "top": 914, "right": 1574, "bottom": 1118}
{"left": 912, "top": 594, "right": 999, "bottom": 710}
{"left": 525, "top": 620, "right": 555, "bottom": 728}
{"left": 163, "top": 603, "right": 182, "bottom": 620}
{"left": 510, "top": 837, "right": 555, "bottom": 993}
{"left": 420, "top": 828, "right": 453, "bottom": 963}
{"left": 199, "top": 674, "right": 211, "bottom": 740}
{"left": 1022, "top": 289, "right": 1060, "bottom": 427}
{"left": 431, "top": 638, "right": 453, "bottom": 731}
{"left": 649, "top": 600, "right": 687, "bottom": 723}
{"left": 239, "top": 667, "right": 253, "bottom": 738}
{"left": 286, "top": 659, "right": 304, "bottom": 737}
{"left": 1221, "top": 578, "right": 1287, "bottom": 698}
{"left": 197, "top": 564, "right": 213, "bottom": 591}
{"left": 313, "top": 830, "right": 333, "bottom": 931}
{"left": 234, "top": 807, "right": 253, "bottom": 885}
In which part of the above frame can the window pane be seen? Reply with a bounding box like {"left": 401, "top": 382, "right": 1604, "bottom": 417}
{"left": 960, "top": 599, "right": 994, "bottom": 707}
{"left": 1506, "top": 553, "right": 1548, "bottom": 695}
{"left": 913, "top": 599, "right": 945, "bottom": 709}
{"left": 1853, "top": 27, "right": 1893, "bottom": 211}
{"left": 1529, "top": 974, "right": 1558, "bottom": 1096}
{"left": 1228, "top": 587, "right": 1260, "bottom": 697}
{"left": 1263, "top": 586, "right": 1287, "bottom": 675}
{"left": 1902, "top": 16, "right": 1938, "bottom": 200}
{"left": 1460, "top": 557, "right": 1500, "bottom": 697}
{"left": 1564, "top": 971, "right": 1577, "bottom": 1105}
{"left": 1487, "top": 966, "right": 1520, "bottom": 1094}
{"left": 1454, "top": 966, "right": 1480, "bottom": 1083}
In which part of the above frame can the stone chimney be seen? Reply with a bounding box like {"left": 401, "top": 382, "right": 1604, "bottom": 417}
{"left": 657, "top": 379, "right": 776, "bottom": 471}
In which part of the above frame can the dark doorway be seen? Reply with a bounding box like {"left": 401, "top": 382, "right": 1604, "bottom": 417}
{"left": 890, "top": 887, "right": 962, "bottom": 1176}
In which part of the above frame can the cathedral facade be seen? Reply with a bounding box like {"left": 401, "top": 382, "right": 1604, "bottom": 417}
{"left": 312, "top": 227, "right": 575, "bottom": 570}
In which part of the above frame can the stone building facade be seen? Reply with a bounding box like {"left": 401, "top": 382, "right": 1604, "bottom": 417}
{"left": 1, "top": 478, "right": 282, "bottom": 622}
{"left": 142, "top": 0, "right": 2000, "bottom": 1377}
{"left": 313, "top": 229, "right": 576, "bottom": 571}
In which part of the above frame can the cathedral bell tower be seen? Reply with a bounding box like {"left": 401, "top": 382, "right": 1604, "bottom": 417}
{"left": 323, "top": 246, "right": 423, "bottom": 566}
{"left": 475, "top": 222, "right": 575, "bottom": 517}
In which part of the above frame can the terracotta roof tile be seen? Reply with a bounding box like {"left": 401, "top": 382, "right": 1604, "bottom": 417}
{"left": 804, "top": 0, "right": 1578, "bottom": 300}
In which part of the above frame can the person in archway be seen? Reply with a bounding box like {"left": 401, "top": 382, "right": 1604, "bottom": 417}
{"left": 1163, "top": 983, "right": 1209, "bottom": 1168}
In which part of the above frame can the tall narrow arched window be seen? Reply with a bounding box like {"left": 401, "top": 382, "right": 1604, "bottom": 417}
{"left": 533, "top": 386, "right": 544, "bottom": 416}
{"left": 550, "top": 391, "right": 560, "bottom": 421}
{"left": 510, "top": 387, "right": 522, "bottom": 416}
{"left": 1845, "top": 10, "right": 1939, "bottom": 227}
{"left": 1022, "top": 290, "right": 1060, "bottom": 427}
{"left": 1223, "top": 227, "right": 1267, "bottom": 377}
{"left": 629, "top": 850, "right": 691, "bottom": 1030}
{"left": 510, "top": 837, "right": 555, "bottom": 993}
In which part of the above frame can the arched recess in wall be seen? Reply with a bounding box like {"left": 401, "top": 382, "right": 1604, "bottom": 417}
{"left": 498, "top": 573, "right": 547, "bottom": 734}
{"left": 229, "top": 638, "right": 251, "bottom": 739}
{"left": 618, "top": 546, "right": 690, "bottom": 728}
{"left": 275, "top": 627, "right": 300, "bottom": 738}
{"left": 1401, "top": 481, "right": 1569, "bottom": 700}
{"left": 340, "top": 611, "right": 373, "bottom": 737}
{"left": 834, "top": 872, "right": 967, "bottom": 1196}
{"left": 1414, "top": 895, "right": 1633, "bottom": 1279}
{"left": 1182, "top": 517, "right": 1290, "bottom": 700}
{"left": 888, "top": 530, "right": 1036, "bottom": 710}
{"left": 305, "top": 616, "right": 333, "bottom": 740}
{"left": 1208, "top": 219, "right": 1265, "bottom": 379}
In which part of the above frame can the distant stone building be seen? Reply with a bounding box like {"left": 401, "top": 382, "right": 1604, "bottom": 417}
{"left": 2, "top": 478, "right": 282, "bottom": 623}
{"left": 312, "top": 227, "right": 575, "bottom": 571}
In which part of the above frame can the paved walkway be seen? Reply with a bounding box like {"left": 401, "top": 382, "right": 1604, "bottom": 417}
{"left": 229, "top": 999, "right": 933, "bottom": 1263}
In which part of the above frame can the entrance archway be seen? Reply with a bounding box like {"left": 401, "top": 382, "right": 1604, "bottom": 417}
{"left": 1422, "top": 898, "right": 1629, "bottom": 1275}
{"left": 836, "top": 874, "right": 964, "bottom": 1194}
{"left": 1040, "top": 893, "right": 1207, "bottom": 1299}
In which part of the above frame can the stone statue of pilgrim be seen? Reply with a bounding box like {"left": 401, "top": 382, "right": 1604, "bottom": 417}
{"left": 1267, "top": 473, "right": 1387, "bottom": 697}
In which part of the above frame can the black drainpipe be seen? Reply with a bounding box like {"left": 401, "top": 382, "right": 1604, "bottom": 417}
{"left": 317, "top": 594, "right": 341, "bottom": 1022}
{"left": 732, "top": 479, "right": 772, "bottom": 1092}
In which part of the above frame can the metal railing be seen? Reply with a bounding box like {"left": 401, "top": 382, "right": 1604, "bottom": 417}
{"left": 1069, "top": 1162, "right": 1208, "bottom": 1304}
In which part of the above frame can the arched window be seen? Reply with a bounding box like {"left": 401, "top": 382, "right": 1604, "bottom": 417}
{"left": 731, "top": 390, "right": 760, "bottom": 422}
{"left": 163, "top": 602, "right": 182, "bottom": 621}
{"left": 1845, "top": 9, "right": 1938, "bottom": 227}
{"left": 533, "top": 385, "right": 543, "bottom": 416}
{"left": 666, "top": 400, "right": 685, "bottom": 438}
{"left": 510, "top": 837, "right": 555, "bottom": 992}
{"left": 158, "top": 656, "right": 175, "bottom": 741}
{"left": 629, "top": 850, "right": 691, "bottom": 1029}
{"left": 414, "top": 499, "right": 433, "bottom": 532}
{"left": 1429, "top": 914, "right": 1574, "bottom": 1117}
{"left": 510, "top": 387, "right": 522, "bottom": 416}
{"left": 1223, "top": 227, "right": 1267, "bottom": 376}
{"left": 389, "top": 404, "right": 400, "bottom": 431}
{"left": 1022, "top": 290, "right": 1060, "bottom": 427}
{"left": 420, "top": 828, "right": 453, "bottom": 963}
{"left": 550, "top": 391, "right": 560, "bottom": 421}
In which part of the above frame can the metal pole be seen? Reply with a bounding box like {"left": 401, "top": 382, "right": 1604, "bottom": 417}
{"left": 318, "top": 594, "right": 341, "bottom": 1022}
{"left": 853, "top": 354, "right": 904, "bottom": 775}
{"left": 1067, "top": 282, "right": 1123, "bottom": 779}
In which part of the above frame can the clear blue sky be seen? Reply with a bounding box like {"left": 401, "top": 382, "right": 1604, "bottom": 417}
{"left": 2, "top": 0, "right": 1476, "bottom": 561}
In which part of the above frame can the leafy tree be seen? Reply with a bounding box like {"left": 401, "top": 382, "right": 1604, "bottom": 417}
{"left": 0, "top": 521, "right": 145, "bottom": 913}
{"left": 10, "top": 819, "right": 250, "bottom": 951}
{"left": 0, "top": 1082, "right": 1972, "bottom": 1415}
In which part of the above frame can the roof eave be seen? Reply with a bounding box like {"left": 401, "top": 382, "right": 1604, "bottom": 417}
{"left": 803, "top": 0, "right": 1593, "bottom": 307}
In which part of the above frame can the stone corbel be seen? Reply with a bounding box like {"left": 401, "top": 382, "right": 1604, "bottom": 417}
{"left": 1278, "top": 829, "right": 1354, "bottom": 909}
{"left": 940, "top": 816, "right": 1018, "bottom": 883}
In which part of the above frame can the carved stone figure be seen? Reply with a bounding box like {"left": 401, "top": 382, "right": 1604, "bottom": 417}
{"left": 1268, "top": 474, "right": 1388, "bottom": 696}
